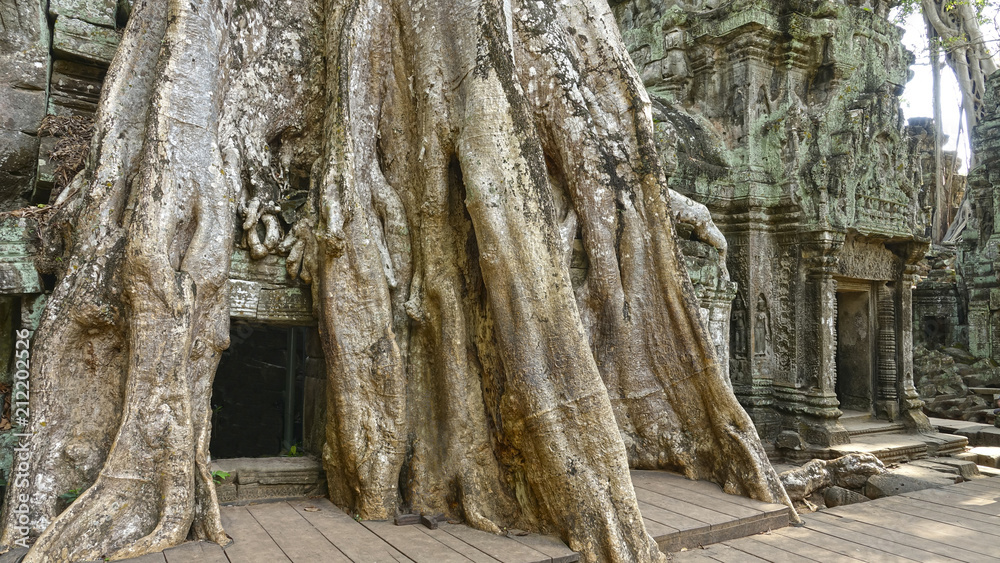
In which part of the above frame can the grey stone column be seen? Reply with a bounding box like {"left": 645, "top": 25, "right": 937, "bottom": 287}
{"left": 898, "top": 264, "right": 932, "bottom": 431}
{"left": 889, "top": 241, "right": 932, "bottom": 431}
{"left": 798, "top": 232, "right": 849, "bottom": 447}
{"left": 876, "top": 284, "right": 898, "bottom": 421}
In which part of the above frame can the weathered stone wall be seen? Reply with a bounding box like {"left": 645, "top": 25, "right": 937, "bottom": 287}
{"left": 0, "top": 0, "right": 50, "bottom": 208}
{"left": 958, "top": 70, "right": 1000, "bottom": 364}
{"left": 615, "top": 0, "right": 935, "bottom": 449}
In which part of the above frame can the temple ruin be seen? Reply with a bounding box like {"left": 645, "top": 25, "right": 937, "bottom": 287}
{"left": 0, "top": 0, "right": 995, "bottom": 488}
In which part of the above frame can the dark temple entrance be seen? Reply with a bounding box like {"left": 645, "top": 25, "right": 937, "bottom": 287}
{"left": 835, "top": 281, "right": 876, "bottom": 414}
{"left": 210, "top": 323, "right": 307, "bottom": 458}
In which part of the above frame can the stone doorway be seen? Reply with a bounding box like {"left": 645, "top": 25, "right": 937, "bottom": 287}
{"left": 835, "top": 281, "right": 876, "bottom": 414}
{"left": 210, "top": 323, "right": 307, "bottom": 459}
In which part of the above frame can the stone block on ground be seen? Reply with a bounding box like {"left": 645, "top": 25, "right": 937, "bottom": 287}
{"left": 978, "top": 465, "right": 1000, "bottom": 477}
{"left": 929, "top": 417, "right": 984, "bottom": 434}
{"left": 910, "top": 458, "right": 980, "bottom": 480}
{"left": 953, "top": 451, "right": 979, "bottom": 462}
{"left": 974, "top": 427, "right": 1000, "bottom": 447}
{"left": 52, "top": 16, "right": 120, "bottom": 66}
{"left": 970, "top": 446, "right": 1000, "bottom": 468}
{"left": 823, "top": 486, "right": 870, "bottom": 508}
{"left": 212, "top": 456, "right": 326, "bottom": 503}
{"left": 942, "top": 347, "right": 978, "bottom": 364}
{"left": 214, "top": 455, "right": 322, "bottom": 485}
{"left": 933, "top": 458, "right": 981, "bottom": 479}
{"left": 863, "top": 465, "right": 960, "bottom": 499}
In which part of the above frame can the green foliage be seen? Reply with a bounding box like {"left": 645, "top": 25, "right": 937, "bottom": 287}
{"left": 893, "top": 0, "right": 992, "bottom": 24}
{"left": 58, "top": 488, "right": 82, "bottom": 504}
{"left": 282, "top": 444, "right": 303, "bottom": 457}
{"left": 211, "top": 470, "right": 231, "bottom": 484}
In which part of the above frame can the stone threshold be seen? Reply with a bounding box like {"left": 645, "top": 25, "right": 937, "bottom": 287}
{"left": 211, "top": 455, "right": 327, "bottom": 505}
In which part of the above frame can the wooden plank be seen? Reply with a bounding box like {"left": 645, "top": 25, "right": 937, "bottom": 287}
{"left": 630, "top": 472, "right": 765, "bottom": 519}
{"left": 806, "top": 512, "right": 976, "bottom": 563}
{"left": 288, "top": 499, "right": 411, "bottom": 562}
{"left": 721, "top": 537, "right": 816, "bottom": 563}
{"left": 896, "top": 485, "right": 1000, "bottom": 516}
{"left": 685, "top": 542, "right": 769, "bottom": 562}
{"left": 124, "top": 553, "right": 168, "bottom": 563}
{"left": 247, "top": 501, "right": 351, "bottom": 563}
{"left": 874, "top": 496, "right": 1000, "bottom": 539}
{"left": 632, "top": 486, "right": 730, "bottom": 527}
{"left": 915, "top": 482, "right": 994, "bottom": 498}
{"left": 950, "top": 479, "right": 1000, "bottom": 494}
{"left": 163, "top": 541, "right": 228, "bottom": 563}
{"left": 363, "top": 519, "right": 472, "bottom": 563}
{"left": 507, "top": 532, "right": 579, "bottom": 563}
{"left": 220, "top": 506, "right": 292, "bottom": 563}
{"left": 805, "top": 514, "right": 928, "bottom": 563}
{"left": 750, "top": 532, "right": 864, "bottom": 563}
{"left": 822, "top": 502, "right": 992, "bottom": 557}
{"left": 894, "top": 489, "right": 1000, "bottom": 517}
{"left": 640, "top": 514, "right": 681, "bottom": 541}
{"left": 769, "top": 523, "right": 907, "bottom": 563}
{"left": 640, "top": 472, "right": 788, "bottom": 512}
{"left": 416, "top": 525, "right": 500, "bottom": 563}
{"left": 669, "top": 548, "right": 727, "bottom": 562}
{"left": 635, "top": 499, "right": 698, "bottom": 532}
{"left": 440, "top": 523, "right": 550, "bottom": 563}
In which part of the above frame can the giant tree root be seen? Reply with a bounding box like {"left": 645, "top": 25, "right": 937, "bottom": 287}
{"left": 780, "top": 454, "right": 887, "bottom": 501}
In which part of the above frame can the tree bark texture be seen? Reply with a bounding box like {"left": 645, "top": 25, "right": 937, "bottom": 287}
{"left": 1, "top": 1, "right": 793, "bottom": 562}
{"left": 921, "top": 0, "right": 997, "bottom": 167}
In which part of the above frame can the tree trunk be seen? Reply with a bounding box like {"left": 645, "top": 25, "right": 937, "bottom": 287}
{"left": 1, "top": 1, "right": 793, "bottom": 562}
{"left": 928, "top": 20, "right": 946, "bottom": 243}
{"left": 921, "top": 0, "right": 998, "bottom": 168}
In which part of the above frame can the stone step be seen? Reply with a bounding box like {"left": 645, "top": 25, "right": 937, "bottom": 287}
{"left": 928, "top": 416, "right": 1000, "bottom": 447}
{"left": 827, "top": 432, "right": 968, "bottom": 464}
{"left": 211, "top": 455, "right": 327, "bottom": 505}
{"left": 838, "top": 411, "right": 908, "bottom": 437}
{"left": 845, "top": 421, "right": 908, "bottom": 437}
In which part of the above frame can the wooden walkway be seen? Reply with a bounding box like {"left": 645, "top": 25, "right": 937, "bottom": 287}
{"left": 114, "top": 470, "right": 792, "bottom": 562}
{"left": 631, "top": 470, "right": 792, "bottom": 552}
{"left": 672, "top": 475, "right": 1000, "bottom": 562}
{"left": 125, "top": 498, "right": 578, "bottom": 563}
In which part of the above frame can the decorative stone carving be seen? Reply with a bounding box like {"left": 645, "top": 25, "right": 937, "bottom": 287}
{"left": 754, "top": 294, "right": 770, "bottom": 357}
{"left": 616, "top": 0, "right": 933, "bottom": 449}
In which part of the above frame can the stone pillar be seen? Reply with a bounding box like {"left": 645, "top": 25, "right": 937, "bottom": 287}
{"left": 798, "top": 232, "right": 849, "bottom": 447}
{"left": 898, "top": 264, "right": 932, "bottom": 431}
{"left": 876, "top": 284, "right": 898, "bottom": 421}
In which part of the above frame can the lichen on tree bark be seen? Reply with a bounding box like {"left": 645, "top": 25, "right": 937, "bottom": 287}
{"left": 0, "top": 1, "right": 793, "bottom": 562}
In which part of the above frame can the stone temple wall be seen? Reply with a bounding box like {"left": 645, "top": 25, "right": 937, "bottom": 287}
{"left": 958, "top": 71, "right": 1000, "bottom": 364}
{"left": 614, "top": 0, "right": 937, "bottom": 451}
{"left": 1, "top": 0, "right": 121, "bottom": 207}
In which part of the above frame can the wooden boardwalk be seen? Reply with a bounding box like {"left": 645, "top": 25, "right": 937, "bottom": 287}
{"left": 631, "top": 470, "right": 792, "bottom": 552}
{"left": 126, "top": 498, "right": 578, "bottom": 563}
{"left": 114, "top": 470, "right": 791, "bottom": 562}
{"left": 672, "top": 475, "right": 1000, "bottom": 562}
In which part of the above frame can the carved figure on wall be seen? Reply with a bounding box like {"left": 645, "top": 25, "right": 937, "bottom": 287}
{"left": 754, "top": 294, "right": 771, "bottom": 356}
{"left": 732, "top": 294, "right": 748, "bottom": 359}
{"left": 662, "top": 28, "right": 689, "bottom": 80}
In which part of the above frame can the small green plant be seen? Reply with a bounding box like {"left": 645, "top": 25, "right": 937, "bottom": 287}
{"left": 283, "top": 444, "right": 303, "bottom": 457}
{"left": 59, "top": 488, "right": 82, "bottom": 503}
{"left": 212, "top": 470, "right": 231, "bottom": 484}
